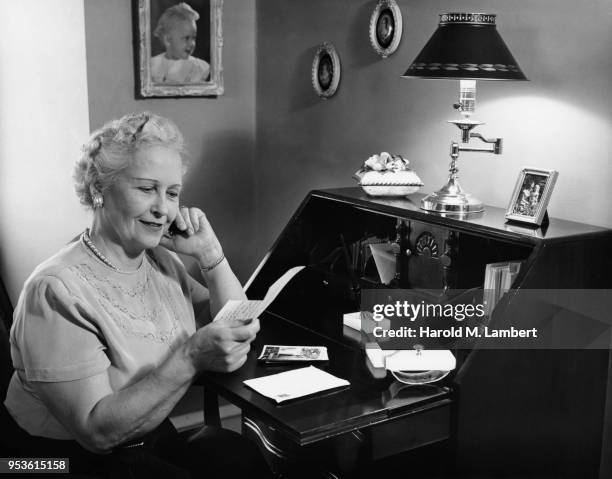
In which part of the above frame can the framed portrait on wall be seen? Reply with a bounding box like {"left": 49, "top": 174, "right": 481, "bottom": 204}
{"left": 369, "top": 0, "right": 403, "bottom": 58}
{"left": 505, "top": 167, "right": 559, "bottom": 226}
{"left": 133, "top": 0, "right": 223, "bottom": 98}
{"left": 311, "top": 42, "right": 341, "bottom": 99}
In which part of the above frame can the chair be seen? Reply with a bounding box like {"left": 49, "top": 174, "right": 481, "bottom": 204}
{"left": 0, "top": 272, "right": 12, "bottom": 394}
{"left": 0, "top": 273, "right": 20, "bottom": 455}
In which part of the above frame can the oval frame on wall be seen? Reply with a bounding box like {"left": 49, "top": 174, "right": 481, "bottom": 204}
{"left": 369, "top": 0, "right": 403, "bottom": 58}
{"left": 311, "top": 42, "right": 341, "bottom": 99}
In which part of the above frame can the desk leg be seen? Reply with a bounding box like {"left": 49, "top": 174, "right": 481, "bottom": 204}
{"left": 203, "top": 389, "right": 221, "bottom": 427}
{"left": 243, "top": 415, "right": 365, "bottom": 478}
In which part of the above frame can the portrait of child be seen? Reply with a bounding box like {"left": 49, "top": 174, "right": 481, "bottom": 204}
{"left": 151, "top": 2, "right": 210, "bottom": 84}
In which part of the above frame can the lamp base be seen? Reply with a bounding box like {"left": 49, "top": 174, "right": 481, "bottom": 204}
{"left": 420, "top": 189, "right": 484, "bottom": 214}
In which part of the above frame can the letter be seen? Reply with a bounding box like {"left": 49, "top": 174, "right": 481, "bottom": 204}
{"left": 373, "top": 304, "right": 384, "bottom": 321}
{"left": 455, "top": 304, "right": 466, "bottom": 321}
{"left": 384, "top": 304, "right": 395, "bottom": 317}
{"left": 401, "top": 301, "right": 410, "bottom": 318}
{"left": 373, "top": 326, "right": 383, "bottom": 337}
{"left": 475, "top": 303, "right": 485, "bottom": 317}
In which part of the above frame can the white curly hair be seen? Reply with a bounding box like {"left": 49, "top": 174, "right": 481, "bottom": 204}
{"left": 73, "top": 111, "right": 186, "bottom": 209}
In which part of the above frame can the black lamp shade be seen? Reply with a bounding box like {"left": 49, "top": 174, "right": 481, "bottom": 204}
{"left": 403, "top": 13, "right": 527, "bottom": 81}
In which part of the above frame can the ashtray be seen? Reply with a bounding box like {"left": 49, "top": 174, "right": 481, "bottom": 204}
{"left": 391, "top": 369, "right": 450, "bottom": 385}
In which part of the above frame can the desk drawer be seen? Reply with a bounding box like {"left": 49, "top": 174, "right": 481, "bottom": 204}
{"left": 243, "top": 400, "right": 451, "bottom": 474}
{"left": 243, "top": 415, "right": 364, "bottom": 476}
{"left": 370, "top": 402, "right": 451, "bottom": 460}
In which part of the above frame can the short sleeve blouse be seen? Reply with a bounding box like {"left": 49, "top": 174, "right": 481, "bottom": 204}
{"left": 4, "top": 237, "right": 197, "bottom": 439}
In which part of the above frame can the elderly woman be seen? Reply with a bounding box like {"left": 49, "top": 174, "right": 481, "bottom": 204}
{"left": 4, "top": 112, "right": 270, "bottom": 477}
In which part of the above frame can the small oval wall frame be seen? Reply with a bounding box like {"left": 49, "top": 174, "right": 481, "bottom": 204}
{"left": 369, "top": 0, "right": 403, "bottom": 58}
{"left": 312, "top": 42, "right": 341, "bottom": 99}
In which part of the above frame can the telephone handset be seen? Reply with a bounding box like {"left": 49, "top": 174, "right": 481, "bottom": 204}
{"left": 164, "top": 220, "right": 188, "bottom": 238}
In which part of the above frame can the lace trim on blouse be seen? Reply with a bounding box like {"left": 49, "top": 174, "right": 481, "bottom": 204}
{"left": 68, "top": 256, "right": 183, "bottom": 345}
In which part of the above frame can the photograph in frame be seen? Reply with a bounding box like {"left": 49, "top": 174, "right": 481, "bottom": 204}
{"left": 311, "top": 42, "right": 341, "bottom": 99}
{"left": 505, "top": 168, "right": 559, "bottom": 226}
{"left": 133, "top": 0, "right": 223, "bottom": 98}
{"left": 369, "top": 0, "right": 403, "bottom": 58}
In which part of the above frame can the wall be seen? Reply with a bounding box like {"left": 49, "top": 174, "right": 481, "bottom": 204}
{"left": 255, "top": 0, "right": 612, "bottom": 259}
{"left": 0, "top": 0, "right": 91, "bottom": 303}
{"left": 84, "top": 0, "right": 257, "bottom": 281}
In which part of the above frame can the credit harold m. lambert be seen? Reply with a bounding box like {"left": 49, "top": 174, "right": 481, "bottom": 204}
{"left": 371, "top": 325, "right": 538, "bottom": 339}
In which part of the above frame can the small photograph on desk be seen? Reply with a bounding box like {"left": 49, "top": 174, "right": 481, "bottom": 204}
{"left": 258, "top": 345, "right": 329, "bottom": 364}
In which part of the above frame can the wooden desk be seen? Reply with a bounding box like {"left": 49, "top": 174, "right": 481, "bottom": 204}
{"left": 200, "top": 188, "right": 612, "bottom": 478}
{"left": 199, "top": 311, "right": 452, "bottom": 475}
{"left": 202, "top": 311, "right": 451, "bottom": 440}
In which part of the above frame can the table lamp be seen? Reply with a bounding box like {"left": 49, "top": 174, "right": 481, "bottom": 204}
{"left": 402, "top": 13, "right": 527, "bottom": 214}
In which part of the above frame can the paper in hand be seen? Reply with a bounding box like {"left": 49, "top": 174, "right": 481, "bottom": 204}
{"left": 213, "top": 299, "right": 262, "bottom": 322}
{"left": 213, "top": 266, "right": 304, "bottom": 322}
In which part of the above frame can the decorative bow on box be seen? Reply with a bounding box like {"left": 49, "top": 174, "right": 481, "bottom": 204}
{"left": 354, "top": 152, "right": 423, "bottom": 197}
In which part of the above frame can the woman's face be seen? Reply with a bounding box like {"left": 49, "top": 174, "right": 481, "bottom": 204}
{"left": 101, "top": 145, "right": 182, "bottom": 255}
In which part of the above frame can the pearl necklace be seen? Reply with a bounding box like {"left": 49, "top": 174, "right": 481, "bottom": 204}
{"left": 82, "top": 229, "right": 123, "bottom": 272}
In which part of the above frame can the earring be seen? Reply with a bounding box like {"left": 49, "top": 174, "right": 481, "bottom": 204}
{"left": 92, "top": 194, "right": 104, "bottom": 209}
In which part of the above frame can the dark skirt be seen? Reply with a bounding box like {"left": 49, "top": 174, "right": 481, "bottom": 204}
{"left": 4, "top": 411, "right": 271, "bottom": 479}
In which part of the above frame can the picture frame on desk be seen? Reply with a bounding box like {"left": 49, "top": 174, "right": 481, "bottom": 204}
{"left": 505, "top": 167, "right": 558, "bottom": 226}
{"left": 133, "top": 0, "right": 223, "bottom": 98}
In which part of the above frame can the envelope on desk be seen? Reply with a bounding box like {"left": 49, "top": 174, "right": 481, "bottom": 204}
{"left": 385, "top": 349, "right": 456, "bottom": 371}
{"left": 244, "top": 366, "right": 349, "bottom": 403}
{"left": 366, "top": 347, "right": 456, "bottom": 371}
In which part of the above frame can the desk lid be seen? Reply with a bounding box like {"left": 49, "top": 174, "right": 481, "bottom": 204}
{"left": 314, "top": 188, "right": 610, "bottom": 244}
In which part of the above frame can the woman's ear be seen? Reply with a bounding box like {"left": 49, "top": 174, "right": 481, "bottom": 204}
{"left": 90, "top": 184, "right": 105, "bottom": 206}
{"left": 90, "top": 184, "right": 101, "bottom": 199}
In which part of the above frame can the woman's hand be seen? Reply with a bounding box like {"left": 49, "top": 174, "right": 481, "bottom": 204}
{"left": 31, "top": 319, "right": 260, "bottom": 453}
{"left": 160, "top": 206, "right": 224, "bottom": 267}
{"left": 184, "top": 318, "right": 260, "bottom": 373}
